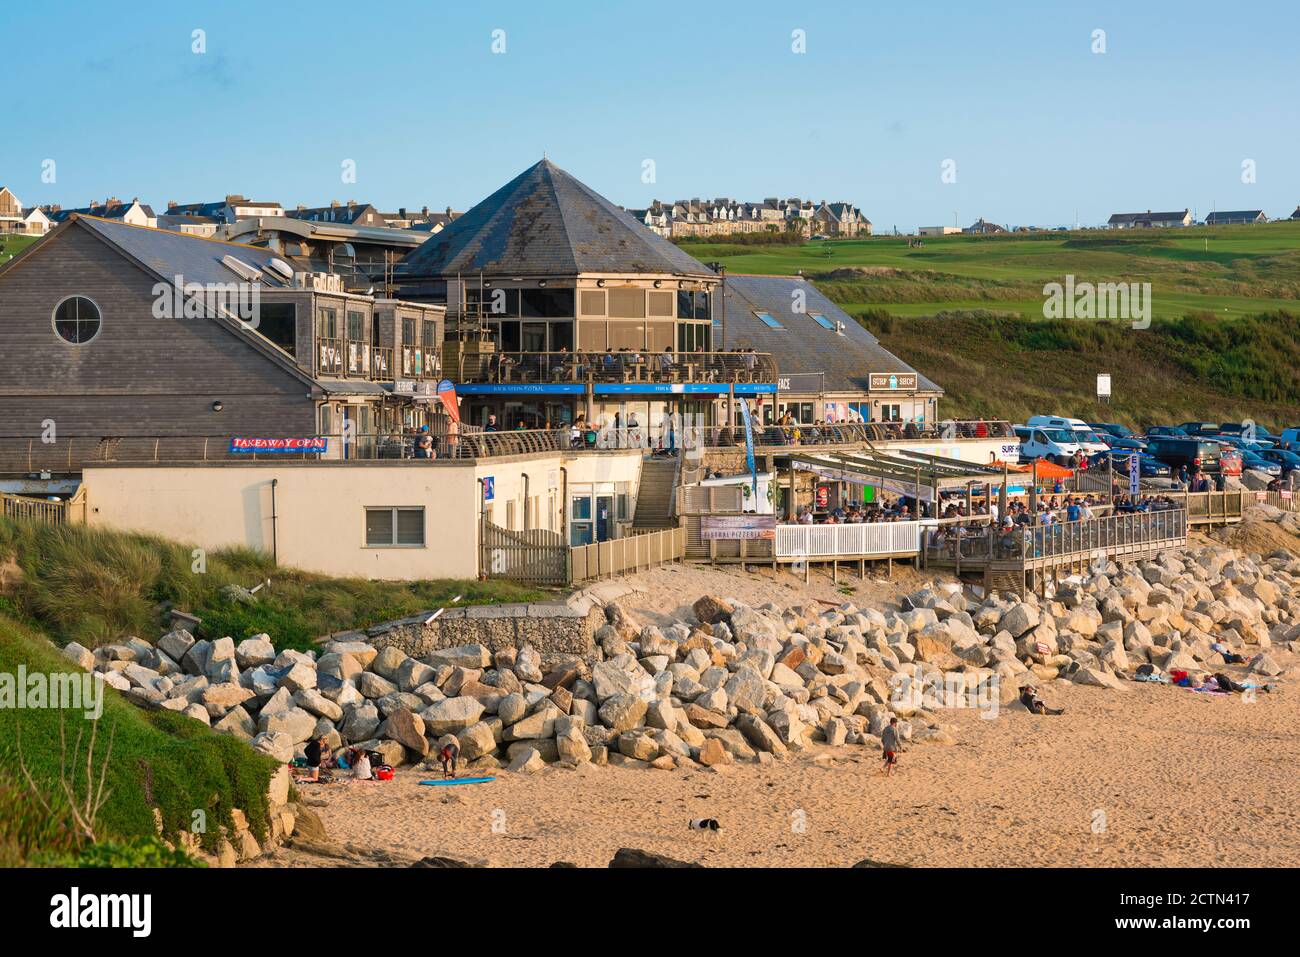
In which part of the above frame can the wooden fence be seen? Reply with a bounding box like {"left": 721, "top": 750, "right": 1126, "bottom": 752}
{"left": 570, "top": 527, "right": 685, "bottom": 582}
{"left": 0, "top": 487, "right": 86, "bottom": 525}
{"left": 774, "top": 521, "right": 922, "bottom": 560}
{"left": 480, "top": 522, "right": 569, "bottom": 587}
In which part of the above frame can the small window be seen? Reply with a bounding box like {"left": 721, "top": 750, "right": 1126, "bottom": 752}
{"left": 53, "top": 296, "right": 101, "bottom": 344}
{"left": 365, "top": 507, "right": 425, "bottom": 547}
{"left": 346, "top": 310, "right": 365, "bottom": 341}
{"left": 755, "top": 311, "right": 784, "bottom": 329}
{"left": 810, "top": 313, "right": 836, "bottom": 330}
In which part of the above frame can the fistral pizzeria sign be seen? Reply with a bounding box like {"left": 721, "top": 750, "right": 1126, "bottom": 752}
{"left": 868, "top": 372, "right": 918, "bottom": 391}
{"left": 229, "top": 437, "right": 329, "bottom": 454}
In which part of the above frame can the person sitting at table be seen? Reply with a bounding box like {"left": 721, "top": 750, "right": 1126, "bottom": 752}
{"left": 658, "top": 347, "right": 674, "bottom": 378}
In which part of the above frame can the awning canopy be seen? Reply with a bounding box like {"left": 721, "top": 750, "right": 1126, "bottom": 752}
{"left": 782, "top": 448, "right": 1009, "bottom": 492}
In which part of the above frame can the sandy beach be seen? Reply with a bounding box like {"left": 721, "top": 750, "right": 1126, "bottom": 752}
{"left": 275, "top": 641, "right": 1299, "bottom": 868}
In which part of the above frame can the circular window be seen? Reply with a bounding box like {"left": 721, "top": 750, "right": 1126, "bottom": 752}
{"left": 52, "top": 296, "right": 102, "bottom": 344}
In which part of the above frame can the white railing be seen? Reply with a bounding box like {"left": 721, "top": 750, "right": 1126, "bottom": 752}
{"left": 775, "top": 521, "right": 922, "bottom": 559}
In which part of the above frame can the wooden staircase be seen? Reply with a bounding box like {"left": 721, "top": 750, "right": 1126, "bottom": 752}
{"left": 633, "top": 457, "right": 679, "bottom": 531}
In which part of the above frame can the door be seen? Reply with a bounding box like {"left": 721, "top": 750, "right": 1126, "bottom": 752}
{"left": 596, "top": 494, "right": 613, "bottom": 541}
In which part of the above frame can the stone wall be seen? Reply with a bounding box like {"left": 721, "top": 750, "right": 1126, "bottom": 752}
{"left": 358, "top": 598, "right": 605, "bottom": 662}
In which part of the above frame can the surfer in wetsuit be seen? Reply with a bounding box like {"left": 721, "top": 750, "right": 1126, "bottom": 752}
{"left": 439, "top": 741, "right": 460, "bottom": 779}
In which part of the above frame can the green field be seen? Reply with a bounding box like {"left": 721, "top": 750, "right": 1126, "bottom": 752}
{"left": 683, "top": 223, "right": 1300, "bottom": 427}
{"left": 685, "top": 221, "right": 1300, "bottom": 322}
{"left": 0, "top": 234, "right": 37, "bottom": 263}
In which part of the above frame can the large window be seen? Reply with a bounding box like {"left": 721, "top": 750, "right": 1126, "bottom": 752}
{"left": 520, "top": 287, "right": 575, "bottom": 318}
{"left": 677, "top": 290, "right": 711, "bottom": 320}
{"left": 258, "top": 302, "right": 297, "bottom": 355}
{"left": 317, "top": 306, "right": 338, "bottom": 338}
{"left": 365, "top": 507, "right": 425, "bottom": 547}
{"left": 346, "top": 310, "right": 365, "bottom": 341}
{"left": 52, "top": 296, "right": 101, "bottom": 344}
{"left": 676, "top": 322, "right": 712, "bottom": 353}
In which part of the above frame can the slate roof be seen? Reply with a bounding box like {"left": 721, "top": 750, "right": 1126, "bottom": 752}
{"left": 50, "top": 200, "right": 156, "bottom": 223}
{"left": 720, "top": 275, "right": 942, "bottom": 395}
{"left": 73, "top": 215, "right": 299, "bottom": 289}
{"left": 1107, "top": 209, "right": 1189, "bottom": 225}
{"left": 396, "top": 159, "right": 718, "bottom": 280}
{"left": 1204, "top": 210, "right": 1265, "bottom": 223}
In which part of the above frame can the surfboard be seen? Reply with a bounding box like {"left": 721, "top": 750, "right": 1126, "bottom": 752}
{"left": 418, "top": 777, "right": 495, "bottom": 787}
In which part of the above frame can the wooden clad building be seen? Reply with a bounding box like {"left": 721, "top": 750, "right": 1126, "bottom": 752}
{"left": 0, "top": 215, "right": 445, "bottom": 468}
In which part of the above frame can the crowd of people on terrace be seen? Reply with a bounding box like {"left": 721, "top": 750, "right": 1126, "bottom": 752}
{"left": 483, "top": 346, "right": 767, "bottom": 384}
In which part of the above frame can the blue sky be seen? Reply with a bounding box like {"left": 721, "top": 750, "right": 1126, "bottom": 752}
{"left": 2, "top": 0, "right": 1296, "bottom": 229}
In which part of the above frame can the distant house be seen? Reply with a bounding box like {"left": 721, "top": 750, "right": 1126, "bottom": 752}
{"left": 287, "top": 200, "right": 385, "bottom": 228}
{"left": 156, "top": 211, "right": 222, "bottom": 238}
{"left": 1291, "top": 206, "right": 1300, "bottom": 220}
{"left": 50, "top": 197, "right": 158, "bottom": 229}
{"left": 964, "top": 218, "right": 1006, "bottom": 235}
{"left": 814, "top": 201, "right": 872, "bottom": 237}
{"left": 1204, "top": 210, "right": 1267, "bottom": 225}
{"left": 166, "top": 194, "right": 283, "bottom": 225}
{"left": 0, "top": 186, "right": 35, "bottom": 235}
{"left": 917, "top": 226, "right": 961, "bottom": 237}
{"left": 1107, "top": 209, "right": 1192, "bottom": 229}
{"left": 22, "top": 207, "right": 52, "bottom": 236}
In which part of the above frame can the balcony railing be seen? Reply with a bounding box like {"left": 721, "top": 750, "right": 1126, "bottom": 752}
{"left": 345, "top": 338, "right": 370, "bottom": 376}
{"left": 316, "top": 337, "right": 344, "bottom": 376}
{"left": 372, "top": 347, "right": 393, "bottom": 379}
{"left": 698, "top": 420, "right": 1015, "bottom": 448}
{"left": 453, "top": 350, "right": 777, "bottom": 385}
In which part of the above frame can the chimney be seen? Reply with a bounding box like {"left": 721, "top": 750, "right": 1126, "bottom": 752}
{"left": 444, "top": 206, "right": 451, "bottom": 217}
{"left": 347, "top": 199, "right": 356, "bottom": 208}
{"left": 330, "top": 199, "right": 340, "bottom": 208}
{"left": 421, "top": 206, "right": 429, "bottom": 216}
{"left": 225, "top": 194, "right": 245, "bottom": 203}
{"left": 167, "top": 201, "right": 178, "bottom": 209}
{"left": 399, "top": 207, "right": 407, "bottom": 218}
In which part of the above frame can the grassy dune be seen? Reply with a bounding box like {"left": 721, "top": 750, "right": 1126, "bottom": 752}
{"left": 0, "top": 518, "right": 547, "bottom": 652}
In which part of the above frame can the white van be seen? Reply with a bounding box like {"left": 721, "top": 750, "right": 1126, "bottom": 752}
{"left": 1013, "top": 424, "right": 1086, "bottom": 465}
{"left": 1026, "top": 415, "right": 1110, "bottom": 455}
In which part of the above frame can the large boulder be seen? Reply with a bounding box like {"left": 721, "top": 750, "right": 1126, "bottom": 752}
{"left": 252, "top": 731, "right": 295, "bottom": 764}
{"left": 258, "top": 707, "right": 318, "bottom": 744}
{"left": 425, "top": 644, "right": 492, "bottom": 670}
{"left": 597, "top": 694, "right": 648, "bottom": 733}
{"left": 340, "top": 701, "right": 381, "bottom": 743}
{"left": 293, "top": 688, "right": 344, "bottom": 722}
{"left": 235, "top": 636, "right": 276, "bottom": 670}
{"left": 723, "top": 666, "right": 767, "bottom": 716}
{"left": 1000, "top": 603, "right": 1041, "bottom": 638}
{"left": 380, "top": 707, "right": 428, "bottom": 757}
{"left": 420, "top": 697, "right": 485, "bottom": 736}
{"left": 693, "top": 595, "right": 734, "bottom": 625}
{"left": 592, "top": 656, "right": 655, "bottom": 701}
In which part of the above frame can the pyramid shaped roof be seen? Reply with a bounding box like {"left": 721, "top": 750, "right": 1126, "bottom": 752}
{"left": 397, "top": 159, "right": 717, "bottom": 280}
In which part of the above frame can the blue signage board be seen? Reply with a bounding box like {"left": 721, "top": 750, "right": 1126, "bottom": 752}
{"left": 454, "top": 384, "right": 585, "bottom": 395}
{"left": 482, "top": 476, "right": 495, "bottom": 501}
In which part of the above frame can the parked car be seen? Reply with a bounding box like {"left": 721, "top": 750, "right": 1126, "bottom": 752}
{"left": 1238, "top": 449, "right": 1282, "bottom": 476}
{"left": 1087, "top": 449, "right": 1170, "bottom": 478}
{"left": 1217, "top": 422, "right": 1280, "bottom": 448}
{"left": 1088, "top": 422, "right": 1147, "bottom": 452}
{"left": 1144, "top": 436, "right": 1231, "bottom": 475}
{"left": 1277, "top": 427, "right": 1300, "bottom": 452}
{"left": 1013, "top": 425, "right": 1087, "bottom": 465}
{"left": 1178, "top": 421, "right": 1224, "bottom": 437}
{"left": 1026, "top": 415, "right": 1110, "bottom": 454}
{"left": 1144, "top": 425, "right": 1189, "bottom": 439}
{"left": 1259, "top": 448, "right": 1300, "bottom": 475}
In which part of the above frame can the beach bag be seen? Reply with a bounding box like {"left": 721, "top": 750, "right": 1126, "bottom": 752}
{"left": 374, "top": 766, "right": 395, "bottom": 781}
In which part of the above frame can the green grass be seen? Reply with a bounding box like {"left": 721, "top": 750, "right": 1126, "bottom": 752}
{"left": 685, "top": 220, "right": 1300, "bottom": 322}
{"left": 852, "top": 309, "right": 1300, "bottom": 428}
{"left": 0, "top": 519, "right": 549, "bottom": 652}
{"left": 0, "top": 234, "right": 37, "bottom": 263}
{"left": 0, "top": 610, "right": 276, "bottom": 866}
{"left": 682, "top": 222, "right": 1300, "bottom": 426}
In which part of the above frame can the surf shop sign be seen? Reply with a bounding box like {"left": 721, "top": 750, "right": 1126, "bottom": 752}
{"left": 229, "top": 437, "right": 329, "bottom": 454}
{"left": 868, "top": 372, "right": 918, "bottom": 391}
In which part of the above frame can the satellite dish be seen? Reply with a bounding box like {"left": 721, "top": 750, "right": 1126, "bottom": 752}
{"left": 267, "top": 257, "right": 294, "bottom": 281}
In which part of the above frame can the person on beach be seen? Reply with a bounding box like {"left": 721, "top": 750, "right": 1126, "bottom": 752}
{"left": 438, "top": 740, "right": 460, "bottom": 779}
{"left": 1210, "top": 642, "right": 1247, "bottom": 665}
{"left": 1020, "top": 686, "right": 1064, "bottom": 716}
{"left": 351, "top": 747, "right": 373, "bottom": 782}
{"left": 881, "top": 718, "right": 903, "bottom": 776}
{"left": 299, "top": 735, "right": 327, "bottom": 782}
